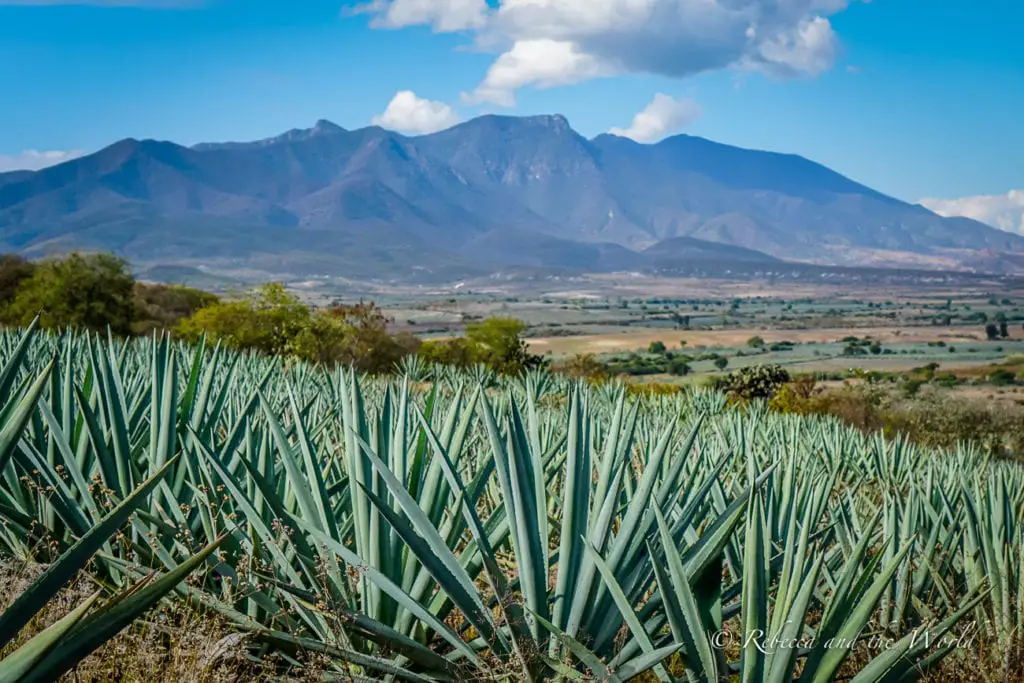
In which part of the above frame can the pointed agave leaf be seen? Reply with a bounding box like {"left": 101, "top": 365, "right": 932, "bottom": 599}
{"left": 616, "top": 642, "right": 686, "bottom": 680}
{"left": 295, "top": 520, "right": 484, "bottom": 668}
{"left": 535, "top": 614, "right": 623, "bottom": 683}
{"left": 0, "top": 456, "right": 178, "bottom": 649}
{"left": 18, "top": 536, "right": 227, "bottom": 683}
{"left": 0, "top": 593, "right": 100, "bottom": 682}
{"left": 0, "top": 358, "right": 54, "bottom": 476}
{"left": 583, "top": 541, "right": 672, "bottom": 682}
{"left": 651, "top": 507, "right": 720, "bottom": 682}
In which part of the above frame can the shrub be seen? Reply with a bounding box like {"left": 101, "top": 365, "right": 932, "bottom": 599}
{"left": 716, "top": 364, "right": 790, "bottom": 401}
{"left": 552, "top": 354, "right": 610, "bottom": 382}
{"left": 668, "top": 357, "right": 691, "bottom": 376}
{"left": 1, "top": 252, "right": 137, "bottom": 335}
{"left": 989, "top": 369, "right": 1018, "bottom": 387}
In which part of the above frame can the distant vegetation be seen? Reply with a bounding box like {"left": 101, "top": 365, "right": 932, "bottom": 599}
{"left": 0, "top": 252, "right": 214, "bottom": 337}
{"left": 0, "top": 252, "right": 544, "bottom": 377}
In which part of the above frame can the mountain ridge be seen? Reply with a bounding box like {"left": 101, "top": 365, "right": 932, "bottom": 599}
{"left": 1, "top": 114, "right": 1020, "bottom": 281}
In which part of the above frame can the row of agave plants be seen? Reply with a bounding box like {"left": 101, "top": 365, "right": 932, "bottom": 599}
{"left": 0, "top": 323, "right": 1021, "bottom": 681}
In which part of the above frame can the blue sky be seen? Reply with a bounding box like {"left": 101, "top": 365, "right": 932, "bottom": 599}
{"left": 0, "top": 0, "right": 1021, "bottom": 220}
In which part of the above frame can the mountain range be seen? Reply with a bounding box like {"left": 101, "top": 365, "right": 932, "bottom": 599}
{"left": 1, "top": 114, "right": 1021, "bottom": 282}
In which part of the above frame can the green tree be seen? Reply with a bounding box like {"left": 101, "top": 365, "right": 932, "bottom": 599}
{"left": 177, "top": 283, "right": 311, "bottom": 355}
{"left": 668, "top": 357, "right": 691, "bottom": 376}
{"left": 747, "top": 336, "right": 765, "bottom": 349}
{"left": 292, "top": 301, "right": 419, "bottom": 373}
{"left": 713, "top": 357, "right": 729, "bottom": 371}
{"left": 3, "top": 252, "right": 136, "bottom": 335}
{"left": 648, "top": 340, "right": 667, "bottom": 354}
{"left": 465, "top": 317, "right": 543, "bottom": 375}
{"left": 0, "top": 253, "right": 35, "bottom": 305}
{"left": 985, "top": 323, "right": 1000, "bottom": 341}
{"left": 131, "top": 283, "right": 220, "bottom": 335}
{"left": 419, "top": 338, "right": 477, "bottom": 368}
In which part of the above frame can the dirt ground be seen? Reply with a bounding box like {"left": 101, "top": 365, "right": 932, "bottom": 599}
{"left": 527, "top": 325, "right": 992, "bottom": 356}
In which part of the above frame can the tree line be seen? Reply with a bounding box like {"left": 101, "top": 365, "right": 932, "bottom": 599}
{"left": 0, "top": 252, "right": 544, "bottom": 375}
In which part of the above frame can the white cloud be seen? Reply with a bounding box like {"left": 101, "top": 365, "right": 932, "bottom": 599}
{"left": 371, "top": 90, "right": 461, "bottom": 134}
{"left": 361, "top": 0, "right": 858, "bottom": 106}
{"left": 0, "top": 149, "right": 85, "bottom": 173}
{"left": 466, "top": 39, "right": 610, "bottom": 106}
{"left": 354, "top": 0, "right": 488, "bottom": 32}
{"left": 609, "top": 93, "right": 702, "bottom": 143}
{"left": 920, "top": 190, "right": 1024, "bottom": 235}
{"left": 750, "top": 16, "right": 837, "bottom": 77}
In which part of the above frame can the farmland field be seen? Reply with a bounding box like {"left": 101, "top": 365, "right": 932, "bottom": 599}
{"left": 0, "top": 324, "right": 1022, "bottom": 681}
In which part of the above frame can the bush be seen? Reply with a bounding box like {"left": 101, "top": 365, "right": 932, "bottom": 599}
{"left": 713, "top": 357, "right": 729, "bottom": 370}
{"left": 716, "top": 364, "right": 790, "bottom": 401}
{"left": 1, "top": 252, "right": 136, "bottom": 335}
{"left": 131, "top": 283, "right": 220, "bottom": 336}
{"left": 770, "top": 381, "right": 1024, "bottom": 459}
{"left": 668, "top": 357, "right": 691, "bottom": 376}
{"left": 989, "top": 369, "right": 1018, "bottom": 387}
{"left": 552, "top": 354, "right": 610, "bottom": 381}
{"left": 648, "top": 340, "right": 667, "bottom": 354}
{"left": 177, "top": 283, "right": 310, "bottom": 357}
{"left": 0, "top": 253, "right": 35, "bottom": 304}
{"left": 418, "top": 318, "right": 543, "bottom": 375}
{"left": 747, "top": 336, "right": 765, "bottom": 348}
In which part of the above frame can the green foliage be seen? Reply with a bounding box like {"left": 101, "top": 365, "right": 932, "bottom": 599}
{"left": 988, "top": 368, "right": 1018, "bottom": 386}
{"left": 466, "top": 317, "right": 543, "bottom": 374}
{"left": 0, "top": 254, "right": 35, "bottom": 304}
{"left": 1, "top": 253, "right": 136, "bottom": 335}
{"left": 0, "top": 327, "right": 1008, "bottom": 681}
{"left": 551, "top": 353, "right": 610, "bottom": 381}
{"left": 419, "top": 317, "right": 543, "bottom": 375}
{"left": 667, "top": 356, "right": 691, "bottom": 376}
{"left": 715, "top": 364, "right": 790, "bottom": 400}
{"left": 131, "top": 282, "right": 220, "bottom": 336}
{"left": 177, "top": 282, "right": 309, "bottom": 356}
{"left": 648, "top": 340, "right": 667, "bottom": 354}
{"left": 177, "top": 287, "right": 419, "bottom": 374}
{"left": 713, "top": 356, "right": 729, "bottom": 370}
{"left": 746, "top": 335, "right": 765, "bottom": 348}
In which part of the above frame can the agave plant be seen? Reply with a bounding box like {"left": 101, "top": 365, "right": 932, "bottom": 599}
{"left": 0, "top": 456, "right": 224, "bottom": 682}
{"left": 0, "top": 324, "right": 1015, "bottom": 681}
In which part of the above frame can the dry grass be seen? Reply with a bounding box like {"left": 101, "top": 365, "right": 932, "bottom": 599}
{"left": 1, "top": 560, "right": 269, "bottom": 682}
{"left": 527, "top": 325, "right": 988, "bottom": 357}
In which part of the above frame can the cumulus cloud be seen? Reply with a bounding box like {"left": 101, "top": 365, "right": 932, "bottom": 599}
{"left": 371, "top": 90, "right": 461, "bottom": 134}
{"left": 609, "top": 94, "right": 702, "bottom": 143}
{"left": 0, "top": 149, "right": 85, "bottom": 173}
{"left": 354, "top": 0, "right": 488, "bottom": 32}
{"left": 466, "top": 39, "right": 610, "bottom": 107}
{"left": 361, "top": 0, "right": 857, "bottom": 106}
{"left": 920, "top": 190, "right": 1024, "bottom": 235}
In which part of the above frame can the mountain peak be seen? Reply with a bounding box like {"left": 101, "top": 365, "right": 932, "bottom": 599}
{"left": 312, "top": 119, "right": 345, "bottom": 135}
{"left": 3, "top": 112, "right": 1022, "bottom": 278}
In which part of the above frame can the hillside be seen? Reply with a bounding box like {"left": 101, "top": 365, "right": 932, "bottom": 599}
{"left": 0, "top": 114, "right": 1020, "bottom": 281}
